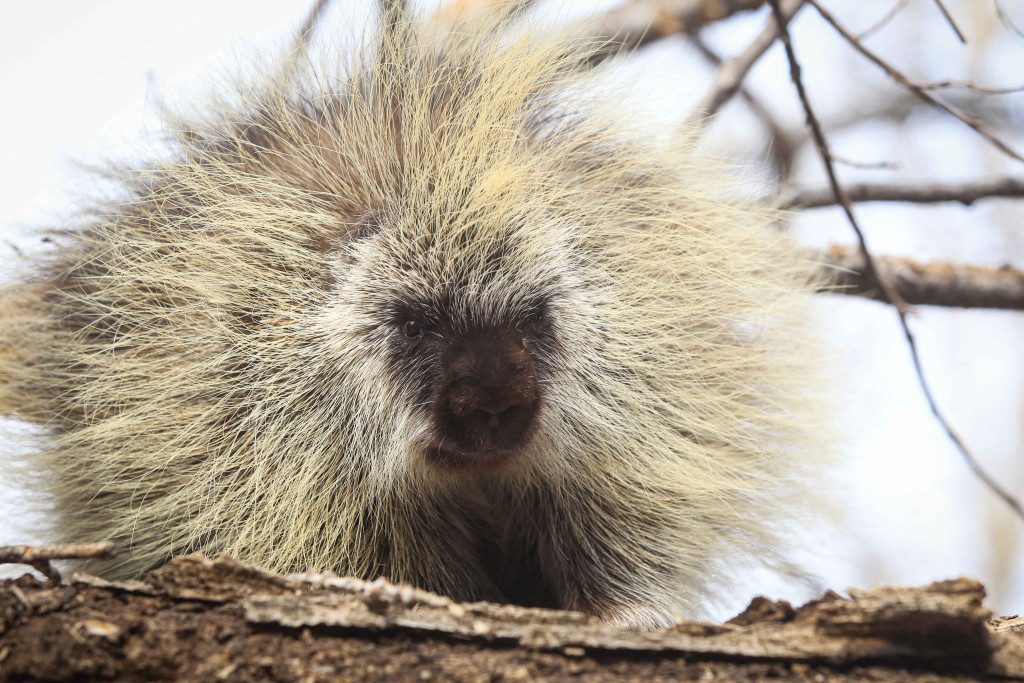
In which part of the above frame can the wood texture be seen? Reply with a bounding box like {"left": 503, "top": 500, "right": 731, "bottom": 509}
{"left": 1, "top": 555, "right": 1021, "bottom": 681}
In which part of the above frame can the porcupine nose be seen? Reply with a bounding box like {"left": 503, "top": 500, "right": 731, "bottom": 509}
{"left": 435, "top": 327, "right": 540, "bottom": 463}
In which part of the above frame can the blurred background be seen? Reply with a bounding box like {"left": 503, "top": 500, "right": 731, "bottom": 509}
{"left": 0, "top": 0, "right": 1021, "bottom": 621}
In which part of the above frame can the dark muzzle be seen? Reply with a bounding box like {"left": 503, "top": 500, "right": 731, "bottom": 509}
{"left": 431, "top": 326, "right": 540, "bottom": 467}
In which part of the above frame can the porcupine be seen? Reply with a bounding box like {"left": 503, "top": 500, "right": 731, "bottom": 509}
{"left": 0, "top": 3, "right": 829, "bottom": 628}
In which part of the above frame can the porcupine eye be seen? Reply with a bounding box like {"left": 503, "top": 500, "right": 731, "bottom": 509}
{"left": 525, "top": 303, "right": 550, "bottom": 338}
{"left": 402, "top": 320, "right": 422, "bottom": 338}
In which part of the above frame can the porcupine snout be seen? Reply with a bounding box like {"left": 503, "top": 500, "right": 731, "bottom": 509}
{"left": 432, "top": 325, "right": 540, "bottom": 465}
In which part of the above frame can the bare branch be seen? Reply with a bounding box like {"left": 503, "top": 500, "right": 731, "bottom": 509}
{"left": 931, "top": 0, "right": 967, "bottom": 44}
{"left": 688, "top": 0, "right": 806, "bottom": 125}
{"left": 808, "top": 0, "right": 1024, "bottom": 164}
{"left": 919, "top": 79, "right": 1024, "bottom": 95}
{"left": 689, "top": 36, "right": 798, "bottom": 179}
{"left": 819, "top": 245, "right": 1024, "bottom": 311}
{"left": 857, "top": 0, "right": 910, "bottom": 40}
{"left": 805, "top": 89, "right": 1020, "bottom": 142}
{"left": 286, "top": 0, "right": 333, "bottom": 64}
{"left": 769, "top": 0, "right": 1024, "bottom": 524}
{"left": 994, "top": 0, "right": 1024, "bottom": 41}
{"left": 584, "top": 0, "right": 768, "bottom": 63}
{"left": 277, "top": 0, "right": 333, "bottom": 83}
{"left": 768, "top": 0, "right": 906, "bottom": 312}
{"left": 829, "top": 155, "right": 902, "bottom": 171}
{"left": 0, "top": 542, "right": 117, "bottom": 583}
{"left": 785, "top": 177, "right": 1024, "bottom": 209}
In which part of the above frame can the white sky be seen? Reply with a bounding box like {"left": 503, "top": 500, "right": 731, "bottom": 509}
{"left": 0, "top": 0, "right": 1021, "bottom": 621}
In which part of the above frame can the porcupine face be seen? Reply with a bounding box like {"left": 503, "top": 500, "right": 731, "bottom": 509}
{"left": 328, "top": 201, "right": 572, "bottom": 472}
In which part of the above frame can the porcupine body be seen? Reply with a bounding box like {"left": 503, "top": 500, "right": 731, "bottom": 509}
{"left": 0, "top": 6, "right": 827, "bottom": 627}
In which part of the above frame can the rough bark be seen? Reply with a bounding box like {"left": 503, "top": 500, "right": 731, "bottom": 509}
{"left": 785, "top": 177, "right": 1024, "bottom": 209}
{"left": 819, "top": 245, "right": 1024, "bottom": 311}
{"left": 585, "top": 0, "right": 768, "bottom": 62}
{"left": 1, "top": 555, "right": 1022, "bottom": 681}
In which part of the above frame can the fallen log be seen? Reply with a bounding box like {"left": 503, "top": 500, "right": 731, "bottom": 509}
{"left": 1, "top": 554, "right": 1021, "bottom": 681}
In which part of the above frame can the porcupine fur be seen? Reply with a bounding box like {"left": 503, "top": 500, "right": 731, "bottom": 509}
{"left": 0, "top": 4, "right": 829, "bottom": 628}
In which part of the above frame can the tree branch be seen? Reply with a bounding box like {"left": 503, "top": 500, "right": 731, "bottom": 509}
{"left": 689, "top": 0, "right": 806, "bottom": 125}
{"left": 931, "top": 0, "right": 967, "bottom": 44}
{"left": 768, "top": 0, "right": 907, "bottom": 312}
{"left": 689, "top": 36, "right": 798, "bottom": 179}
{"left": 0, "top": 542, "right": 116, "bottom": 583}
{"left": 3, "top": 555, "right": 1022, "bottom": 680}
{"left": 819, "top": 245, "right": 1024, "bottom": 311}
{"left": 584, "top": 0, "right": 768, "bottom": 63}
{"left": 857, "top": 0, "right": 911, "bottom": 40}
{"left": 785, "top": 177, "right": 1024, "bottom": 209}
{"left": 769, "top": 0, "right": 1024, "bottom": 524}
{"left": 808, "top": 0, "right": 1024, "bottom": 164}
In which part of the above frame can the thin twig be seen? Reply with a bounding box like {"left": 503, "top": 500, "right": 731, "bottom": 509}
{"left": 918, "top": 79, "right": 1024, "bottom": 95}
{"left": 808, "top": 0, "right": 1024, "bottom": 164}
{"left": 785, "top": 177, "right": 1024, "bottom": 209}
{"left": 857, "top": 0, "right": 911, "bottom": 40}
{"left": 288, "top": 0, "right": 333, "bottom": 62}
{"left": 689, "top": 36, "right": 797, "bottom": 180}
{"left": 688, "top": 0, "right": 806, "bottom": 126}
{"left": 829, "top": 155, "right": 902, "bottom": 171}
{"left": 818, "top": 245, "right": 1024, "bottom": 310}
{"left": 768, "top": 1, "right": 907, "bottom": 312}
{"left": 0, "top": 542, "right": 117, "bottom": 583}
{"left": 994, "top": 0, "right": 1024, "bottom": 41}
{"left": 769, "top": 0, "right": 1024, "bottom": 523}
{"left": 931, "top": 0, "right": 967, "bottom": 44}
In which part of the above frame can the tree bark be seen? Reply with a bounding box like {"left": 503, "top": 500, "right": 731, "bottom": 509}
{"left": 2, "top": 555, "right": 1022, "bottom": 681}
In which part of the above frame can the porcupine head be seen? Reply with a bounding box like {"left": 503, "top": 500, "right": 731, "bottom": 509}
{"left": 0, "top": 4, "right": 830, "bottom": 628}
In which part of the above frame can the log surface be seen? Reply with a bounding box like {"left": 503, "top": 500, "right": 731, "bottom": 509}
{"left": 1, "top": 555, "right": 1022, "bottom": 681}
